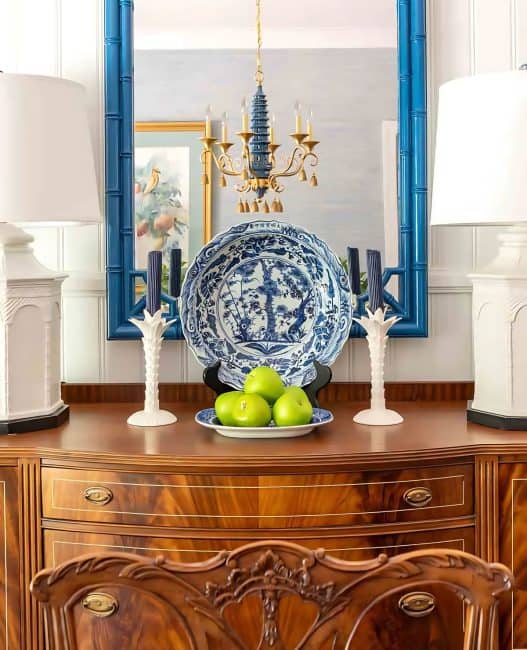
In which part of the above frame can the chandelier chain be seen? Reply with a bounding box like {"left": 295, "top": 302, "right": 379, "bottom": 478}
{"left": 255, "top": 0, "right": 264, "bottom": 84}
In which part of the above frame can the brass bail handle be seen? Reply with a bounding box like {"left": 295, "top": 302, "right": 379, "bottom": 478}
{"left": 83, "top": 485, "right": 113, "bottom": 506}
{"left": 399, "top": 592, "right": 436, "bottom": 618}
{"left": 403, "top": 486, "right": 433, "bottom": 508}
{"left": 82, "top": 592, "right": 118, "bottom": 618}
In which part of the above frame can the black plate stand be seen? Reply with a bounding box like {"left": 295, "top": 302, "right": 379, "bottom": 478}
{"left": 203, "top": 361, "right": 332, "bottom": 408}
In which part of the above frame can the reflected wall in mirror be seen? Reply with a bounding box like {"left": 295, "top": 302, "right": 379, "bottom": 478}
{"left": 105, "top": 0, "right": 427, "bottom": 339}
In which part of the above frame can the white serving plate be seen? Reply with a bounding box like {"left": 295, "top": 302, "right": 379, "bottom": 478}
{"left": 195, "top": 407, "right": 334, "bottom": 439}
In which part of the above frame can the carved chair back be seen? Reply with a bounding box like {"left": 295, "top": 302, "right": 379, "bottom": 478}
{"left": 30, "top": 542, "right": 512, "bottom": 650}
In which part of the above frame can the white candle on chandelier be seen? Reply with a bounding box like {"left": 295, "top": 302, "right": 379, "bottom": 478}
{"left": 205, "top": 104, "right": 212, "bottom": 137}
{"left": 270, "top": 113, "right": 276, "bottom": 144}
{"left": 307, "top": 107, "right": 314, "bottom": 139}
{"left": 294, "top": 100, "right": 302, "bottom": 133}
{"left": 241, "top": 97, "right": 249, "bottom": 132}
{"left": 221, "top": 111, "right": 228, "bottom": 142}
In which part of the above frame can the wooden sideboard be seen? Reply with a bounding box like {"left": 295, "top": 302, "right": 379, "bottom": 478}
{"left": 1, "top": 400, "right": 527, "bottom": 648}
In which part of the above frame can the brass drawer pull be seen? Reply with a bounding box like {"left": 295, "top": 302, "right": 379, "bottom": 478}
{"left": 403, "top": 486, "right": 432, "bottom": 508}
{"left": 398, "top": 592, "right": 436, "bottom": 618}
{"left": 83, "top": 486, "right": 113, "bottom": 506}
{"left": 82, "top": 592, "right": 118, "bottom": 618}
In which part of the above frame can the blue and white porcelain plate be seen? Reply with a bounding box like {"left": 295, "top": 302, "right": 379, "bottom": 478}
{"left": 180, "top": 220, "right": 352, "bottom": 388}
{"left": 195, "top": 407, "right": 334, "bottom": 439}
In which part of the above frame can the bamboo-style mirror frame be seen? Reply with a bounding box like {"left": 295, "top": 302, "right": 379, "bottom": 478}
{"left": 104, "top": 0, "right": 427, "bottom": 339}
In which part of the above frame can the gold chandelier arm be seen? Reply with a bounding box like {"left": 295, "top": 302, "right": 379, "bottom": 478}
{"left": 201, "top": 148, "right": 249, "bottom": 182}
{"left": 268, "top": 150, "right": 319, "bottom": 193}
{"left": 201, "top": 148, "right": 222, "bottom": 171}
{"left": 305, "top": 151, "right": 319, "bottom": 168}
{"left": 269, "top": 147, "right": 318, "bottom": 181}
{"left": 216, "top": 154, "right": 245, "bottom": 177}
{"left": 234, "top": 180, "right": 252, "bottom": 193}
{"left": 269, "top": 146, "right": 304, "bottom": 179}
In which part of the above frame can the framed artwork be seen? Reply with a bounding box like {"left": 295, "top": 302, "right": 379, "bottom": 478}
{"left": 135, "top": 122, "right": 211, "bottom": 274}
{"left": 106, "top": 119, "right": 211, "bottom": 338}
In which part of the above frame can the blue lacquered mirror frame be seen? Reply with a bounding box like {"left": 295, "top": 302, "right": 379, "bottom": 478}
{"left": 104, "top": 0, "right": 427, "bottom": 339}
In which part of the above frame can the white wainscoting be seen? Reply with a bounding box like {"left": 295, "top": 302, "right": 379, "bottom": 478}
{"left": 0, "top": 0, "right": 525, "bottom": 383}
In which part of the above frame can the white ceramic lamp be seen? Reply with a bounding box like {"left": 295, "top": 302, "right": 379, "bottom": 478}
{"left": 431, "top": 70, "right": 527, "bottom": 429}
{"left": 0, "top": 74, "right": 100, "bottom": 432}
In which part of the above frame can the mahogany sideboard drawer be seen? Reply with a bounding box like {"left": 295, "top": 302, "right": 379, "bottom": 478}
{"left": 41, "top": 464, "right": 473, "bottom": 528}
{"left": 43, "top": 526, "right": 475, "bottom": 566}
{"left": 43, "top": 527, "right": 473, "bottom": 650}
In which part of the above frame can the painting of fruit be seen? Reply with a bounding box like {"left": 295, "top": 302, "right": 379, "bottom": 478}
{"left": 134, "top": 145, "right": 190, "bottom": 278}
{"left": 133, "top": 123, "right": 212, "bottom": 301}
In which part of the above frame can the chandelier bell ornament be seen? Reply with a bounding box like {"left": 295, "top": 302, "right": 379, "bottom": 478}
{"left": 200, "top": 0, "right": 319, "bottom": 211}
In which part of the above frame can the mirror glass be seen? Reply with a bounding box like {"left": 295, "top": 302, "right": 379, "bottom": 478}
{"left": 133, "top": 0, "right": 398, "bottom": 280}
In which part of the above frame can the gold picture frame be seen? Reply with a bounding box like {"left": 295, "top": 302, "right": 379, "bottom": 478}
{"left": 135, "top": 121, "right": 212, "bottom": 263}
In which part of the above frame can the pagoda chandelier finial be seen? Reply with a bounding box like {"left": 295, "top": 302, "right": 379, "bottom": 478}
{"left": 200, "top": 0, "right": 319, "bottom": 213}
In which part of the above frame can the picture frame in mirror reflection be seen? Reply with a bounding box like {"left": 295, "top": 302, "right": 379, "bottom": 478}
{"left": 134, "top": 122, "right": 212, "bottom": 300}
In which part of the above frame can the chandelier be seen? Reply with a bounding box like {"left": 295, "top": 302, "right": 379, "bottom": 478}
{"left": 200, "top": 0, "right": 319, "bottom": 214}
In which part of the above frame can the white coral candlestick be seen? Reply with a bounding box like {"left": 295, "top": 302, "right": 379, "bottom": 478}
{"left": 353, "top": 307, "right": 403, "bottom": 426}
{"left": 127, "top": 309, "right": 177, "bottom": 427}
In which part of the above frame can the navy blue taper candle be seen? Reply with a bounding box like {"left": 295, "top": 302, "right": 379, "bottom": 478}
{"left": 346, "top": 247, "right": 361, "bottom": 295}
{"left": 366, "top": 249, "right": 384, "bottom": 313}
{"left": 169, "top": 247, "right": 182, "bottom": 298}
{"left": 146, "top": 250, "right": 162, "bottom": 315}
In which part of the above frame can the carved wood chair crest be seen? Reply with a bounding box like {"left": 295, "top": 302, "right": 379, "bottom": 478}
{"left": 31, "top": 541, "right": 512, "bottom": 649}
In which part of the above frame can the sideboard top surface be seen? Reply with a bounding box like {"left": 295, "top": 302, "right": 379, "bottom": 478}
{"left": 0, "top": 401, "right": 526, "bottom": 469}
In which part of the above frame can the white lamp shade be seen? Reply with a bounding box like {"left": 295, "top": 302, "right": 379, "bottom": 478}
{"left": 0, "top": 74, "right": 101, "bottom": 224}
{"left": 431, "top": 71, "right": 527, "bottom": 226}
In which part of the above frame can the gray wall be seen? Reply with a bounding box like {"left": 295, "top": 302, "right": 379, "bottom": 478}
{"left": 135, "top": 48, "right": 397, "bottom": 261}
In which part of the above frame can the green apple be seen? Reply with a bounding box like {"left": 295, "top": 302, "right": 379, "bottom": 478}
{"left": 283, "top": 386, "right": 307, "bottom": 398}
{"left": 272, "top": 387, "right": 313, "bottom": 426}
{"left": 244, "top": 366, "right": 285, "bottom": 404}
{"left": 230, "top": 393, "right": 272, "bottom": 428}
{"left": 214, "top": 390, "right": 244, "bottom": 426}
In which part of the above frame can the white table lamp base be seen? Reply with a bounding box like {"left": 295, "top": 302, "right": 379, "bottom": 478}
{"left": 469, "top": 225, "right": 527, "bottom": 429}
{"left": 0, "top": 223, "right": 68, "bottom": 432}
